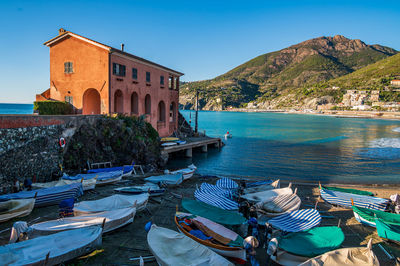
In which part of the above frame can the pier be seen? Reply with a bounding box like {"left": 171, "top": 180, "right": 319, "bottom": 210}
{"left": 161, "top": 137, "right": 222, "bottom": 159}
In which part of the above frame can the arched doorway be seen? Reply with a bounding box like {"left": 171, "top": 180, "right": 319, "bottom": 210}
{"left": 158, "top": 101, "right": 166, "bottom": 122}
{"left": 114, "top": 89, "right": 124, "bottom": 114}
{"left": 82, "top": 88, "right": 101, "bottom": 115}
{"left": 169, "top": 102, "right": 176, "bottom": 122}
{"left": 131, "top": 92, "right": 139, "bottom": 115}
{"left": 145, "top": 94, "right": 151, "bottom": 115}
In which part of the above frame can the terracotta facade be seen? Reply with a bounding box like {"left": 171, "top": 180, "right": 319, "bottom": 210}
{"left": 37, "top": 29, "right": 183, "bottom": 137}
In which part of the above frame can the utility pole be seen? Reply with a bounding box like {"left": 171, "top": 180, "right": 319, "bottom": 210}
{"left": 195, "top": 89, "right": 199, "bottom": 134}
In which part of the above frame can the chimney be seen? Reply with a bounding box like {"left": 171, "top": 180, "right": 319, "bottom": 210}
{"left": 58, "top": 28, "right": 66, "bottom": 35}
{"left": 121, "top": 43, "right": 125, "bottom": 51}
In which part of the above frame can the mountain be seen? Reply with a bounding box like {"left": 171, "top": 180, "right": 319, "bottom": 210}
{"left": 180, "top": 35, "right": 397, "bottom": 110}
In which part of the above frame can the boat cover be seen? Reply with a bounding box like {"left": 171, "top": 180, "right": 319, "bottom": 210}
{"left": 242, "top": 187, "right": 293, "bottom": 203}
{"left": 320, "top": 188, "right": 388, "bottom": 211}
{"left": 256, "top": 193, "right": 301, "bottom": 217}
{"left": 279, "top": 226, "right": 344, "bottom": 257}
{"left": 114, "top": 183, "right": 165, "bottom": 195}
{"left": 145, "top": 173, "right": 183, "bottom": 186}
{"left": 182, "top": 199, "right": 246, "bottom": 225}
{"left": 62, "top": 170, "right": 123, "bottom": 181}
{"left": 0, "top": 198, "right": 35, "bottom": 223}
{"left": 32, "top": 178, "right": 96, "bottom": 191}
{"left": 195, "top": 188, "right": 238, "bottom": 210}
{"left": 300, "top": 242, "right": 379, "bottom": 266}
{"left": 147, "top": 225, "right": 234, "bottom": 266}
{"left": 200, "top": 183, "right": 234, "bottom": 198}
{"left": 353, "top": 206, "right": 400, "bottom": 227}
{"left": 30, "top": 207, "right": 135, "bottom": 235}
{"left": 88, "top": 165, "right": 134, "bottom": 175}
{"left": 245, "top": 179, "right": 273, "bottom": 188}
{"left": 323, "top": 186, "right": 374, "bottom": 196}
{"left": 244, "top": 180, "right": 280, "bottom": 194}
{"left": 171, "top": 168, "right": 195, "bottom": 180}
{"left": 0, "top": 183, "right": 83, "bottom": 207}
{"left": 0, "top": 226, "right": 102, "bottom": 266}
{"left": 216, "top": 178, "right": 238, "bottom": 190}
{"left": 74, "top": 194, "right": 148, "bottom": 215}
{"left": 376, "top": 217, "right": 400, "bottom": 242}
{"left": 267, "top": 209, "right": 321, "bottom": 232}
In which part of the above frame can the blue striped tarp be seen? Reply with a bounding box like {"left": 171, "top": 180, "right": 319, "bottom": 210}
{"left": 0, "top": 183, "right": 83, "bottom": 208}
{"left": 194, "top": 189, "right": 239, "bottom": 210}
{"left": 88, "top": 165, "right": 134, "bottom": 175}
{"left": 62, "top": 170, "right": 122, "bottom": 181}
{"left": 268, "top": 209, "right": 321, "bottom": 232}
{"left": 216, "top": 178, "right": 238, "bottom": 190}
{"left": 199, "top": 183, "right": 233, "bottom": 199}
{"left": 320, "top": 188, "right": 388, "bottom": 211}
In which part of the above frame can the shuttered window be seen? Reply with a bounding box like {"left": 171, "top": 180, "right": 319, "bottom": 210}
{"left": 132, "top": 68, "right": 138, "bottom": 79}
{"left": 160, "top": 76, "right": 164, "bottom": 85}
{"left": 146, "top": 72, "right": 151, "bottom": 82}
{"left": 64, "top": 62, "right": 73, "bottom": 73}
{"left": 113, "top": 63, "right": 126, "bottom": 77}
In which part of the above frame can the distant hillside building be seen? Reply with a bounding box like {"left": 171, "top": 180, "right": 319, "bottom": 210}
{"left": 391, "top": 80, "right": 400, "bottom": 87}
{"left": 36, "top": 28, "right": 183, "bottom": 137}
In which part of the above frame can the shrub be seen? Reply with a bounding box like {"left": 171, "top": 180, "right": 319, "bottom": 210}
{"left": 33, "top": 101, "right": 74, "bottom": 115}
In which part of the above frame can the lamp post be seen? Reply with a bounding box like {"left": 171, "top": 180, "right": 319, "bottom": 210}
{"left": 195, "top": 89, "right": 199, "bottom": 133}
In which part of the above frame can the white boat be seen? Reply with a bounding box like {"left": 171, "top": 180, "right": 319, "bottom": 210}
{"left": 243, "top": 179, "right": 280, "bottom": 194}
{"left": 0, "top": 226, "right": 102, "bottom": 266}
{"left": 147, "top": 224, "right": 234, "bottom": 266}
{"left": 255, "top": 192, "right": 301, "bottom": 220}
{"left": 145, "top": 173, "right": 184, "bottom": 186}
{"left": 161, "top": 142, "right": 177, "bottom": 147}
{"left": 241, "top": 185, "right": 293, "bottom": 203}
{"left": 224, "top": 132, "right": 232, "bottom": 139}
{"left": 62, "top": 170, "right": 123, "bottom": 186}
{"left": 74, "top": 194, "right": 148, "bottom": 215}
{"left": 32, "top": 178, "right": 96, "bottom": 191}
{"left": 29, "top": 207, "right": 136, "bottom": 235}
{"left": 0, "top": 198, "right": 35, "bottom": 223}
{"left": 114, "top": 183, "right": 165, "bottom": 197}
{"left": 171, "top": 165, "right": 196, "bottom": 180}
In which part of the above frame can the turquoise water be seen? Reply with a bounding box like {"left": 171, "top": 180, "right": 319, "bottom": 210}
{"left": 0, "top": 103, "right": 33, "bottom": 114}
{"left": 168, "top": 110, "right": 400, "bottom": 184}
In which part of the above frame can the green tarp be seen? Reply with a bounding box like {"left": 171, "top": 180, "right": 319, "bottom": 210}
{"left": 181, "top": 199, "right": 246, "bottom": 225}
{"left": 376, "top": 218, "right": 400, "bottom": 242}
{"left": 353, "top": 206, "right": 400, "bottom": 225}
{"left": 278, "top": 226, "right": 345, "bottom": 257}
{"left": 323, "top": 186, "right": 374, "bottom": 196}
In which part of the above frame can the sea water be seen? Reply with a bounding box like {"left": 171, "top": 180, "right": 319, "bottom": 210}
{"left": 168, "top": 110, "right": 400, "bottom": 184}
{"left": 0, "top": 103, "right": 34, "bottom": 114}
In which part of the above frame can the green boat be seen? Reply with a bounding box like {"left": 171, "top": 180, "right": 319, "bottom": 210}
{"left": 352, "top": 206, "right": 400, "bottom": 227}
{"left": 376, "top": 218, "right": 400, "bottom": 242}
{"left": 322, "top": 186, "right": 374, "bottom": 196}
{"left": 181, "top": 199, "right": 246, "bottom": 226}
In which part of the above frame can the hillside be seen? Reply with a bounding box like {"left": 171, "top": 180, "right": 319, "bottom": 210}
{"left": 180, "top": 35, "right": 397, "bottom": 110}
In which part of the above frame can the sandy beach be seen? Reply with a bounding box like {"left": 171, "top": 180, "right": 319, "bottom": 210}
{"left": 0, "top": 174, "right": 399, "bottom": 265}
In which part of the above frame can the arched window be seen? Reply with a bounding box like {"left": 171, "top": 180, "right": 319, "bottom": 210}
{"left": 131, "top": 92, "right": 139, "bottom": 115}
{"left": 82, "top": 88, "right": 101, "bottom": 115}
{"left": 114, "top": 89, "right": 124, "bottom": 114}
{"left": 158, "top": 101, "right": 166, "bottom": 122}
{"left": 170, "top": 102, "right": 176, "bottom": 122}
{"left": 145, "top": 94, "right": 151, "bottom": 115}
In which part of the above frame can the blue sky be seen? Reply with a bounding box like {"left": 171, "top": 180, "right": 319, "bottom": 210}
{"left": 0, "top": 0, "right": 399, "bottom": 103}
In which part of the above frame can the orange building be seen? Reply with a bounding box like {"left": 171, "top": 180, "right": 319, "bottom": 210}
{"left": 36, "top": 28, "right": 183, "bottom": 137}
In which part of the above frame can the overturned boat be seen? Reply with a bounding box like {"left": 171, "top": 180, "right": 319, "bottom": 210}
{"left": 145, "top": 173, "right": 184, "bottom": 186}
{"left": 115, "top": 183, "right": 165, "bottom": 196}
{"left": 0, "top": 198, "right": 35, "bottom": 223}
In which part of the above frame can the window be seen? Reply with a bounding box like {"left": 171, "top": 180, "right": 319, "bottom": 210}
{"left": 65, "top": 95, "right": 73, "bottom": 105}
{"left": 160, "top": 76, "right": 164, "bottom": 86}
{"left": 146, "top": 72, "right": 151, "bottom": 83}
{"left": 169, "top": 76, "right": 173, "bottom": 90}
{"left": 64, "top": 62, "right": 73, "bottom": 73}
{"left": 113, "top": 63, "right": 126, "bottom": 77}
{"left": 132, "top": 68, "right": 138, "bottom": 80}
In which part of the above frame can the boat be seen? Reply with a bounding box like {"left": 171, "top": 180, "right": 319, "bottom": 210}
{"left": 352, "top": 205, "right": 400, "bottom": 227}
{"left": 0, "top": 183, "right": 83, "bottom": 208}
{"left": 170, "top": 165, "right": 196, "bottom": 180}
{"left": 0, "top": 226, "right": 102, "bottom": 266}
{"left": 269, "top": 226, "right": 345, "bottom": 265}
{"left": 267, "top": 209, "right": 321, "bottom": 232}
{"left": 182, "top": 199, "right": 247, "bottom": 226}
{"left": 0, "top": 198, "right": 35, "bottom": 223}
{"left": 32, "top": 178, "right": 96, "bottom": 191}
{"left": 216, "top": 178, "right": 238, "bottom": 190}
{"left": 147, "top": 224, "right": 234, "bottom": 266}
{"left": 176, "top": 140, "right": 187, "bottom": 145}
{"left": 300, "top": 239, "right": 379, "bottom": 266}
{"left": 195, "top": 185, "right": 238, "bottom": 210}
{"left": 376, "top": 217, "right": 400, "bottom": 242}
{"left": 161, "top": 142, "right": 177, "bottom": 147}
{"left": 145, "top": 173, "right": 184, "bottom": 186}
{"left": 245, "top": 179, "right": 274, "bottom": 188}
{"left": 29, "top": 207, "right": 136, "bottom": 236}
{"left": 160, "top": 137, "right": 179, "bottom": 142}
{"left": 62, "top": 170, "right": 123, "bottom": 186}
{"left": 241, "top": 185, "right": 293, "bottom": 203}
{"left": 88, "top": 164, "right": 134, "bottom": 177}
{"left": 175, "top": 212, "right": 246, "bottom": 264}
{"left": 322, "top": 185, "right": 374, "bottom": 196}
{"left": 319, "top": 186, "right": 388, "bottom": 211}
{"left": 74, "top": 194, "right": 148, "bottom": 215}
{"left": 255, "top": 192, "right": 301, "bottom": 220}
{"left": 224, "top": 132, "right": 232, "bottom": 139}
{"left": 244, "top": 179, "right": 280, "bottom": 194}
{"left": 114, "top": 183, "right": 165, "bottom": 196}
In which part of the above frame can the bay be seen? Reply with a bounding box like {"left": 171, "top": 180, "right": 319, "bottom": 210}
{"left": 0, "top": 103, "right": 33, "bottom": 114}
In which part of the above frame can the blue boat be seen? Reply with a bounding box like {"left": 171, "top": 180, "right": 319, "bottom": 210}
{"left": 145, "top": 173, "right": 183, "bottom": 186}
{"left": 0, "top": 183, "right": 83, "bottom": 208}
{"left": 88, "top": 165, "right": 134, "bottom": 176}
{"left": 62, "top": 170, "right": 123, "bottom": 186}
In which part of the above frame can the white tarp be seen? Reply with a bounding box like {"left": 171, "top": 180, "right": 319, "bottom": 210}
{"left": 32, "top": 178, "right": 96, "bottom": 191}
{"left": 74, "top": 194, "right": 148, "bottom": 215}
{"left": 0, "top": 226, "right": 102, "bottom": 266}
{"left": 244, "top": 179, "right": 280, "bottom": 194}
{"left": 145, "top": 173, "right": 183, "bottom": 186}
{"left": 147, "top": 225, "right": 233, "bottom": 266}
{"left": 255, "top": 193, "right": 301, "bottom": 217}
{"left": 30, "top": 207, "right": 135, "bottom": 235}
{"left": 242, "top": 186, "right": 293, "bottom": 203}
{"left": 0, "top": 198, "right": 35, "bottom": 223}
